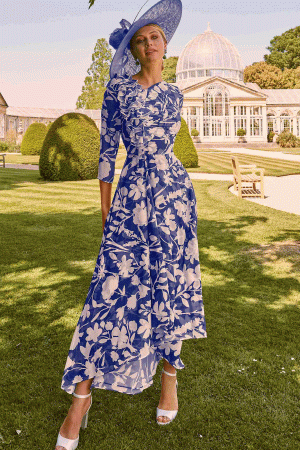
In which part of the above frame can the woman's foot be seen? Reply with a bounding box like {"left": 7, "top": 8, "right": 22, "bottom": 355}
{"left": 157, "top": 368, "right": 178, "bottom": 424}
{"left": 55, "top": 394, "right": 91, "bottom": 450}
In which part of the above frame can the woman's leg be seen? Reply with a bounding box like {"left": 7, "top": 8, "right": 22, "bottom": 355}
{"left": 157, "top": 359, "right": 178, "bottom": 424}
{"left": 55, "top": 378, "right": 93, "bottom": 450}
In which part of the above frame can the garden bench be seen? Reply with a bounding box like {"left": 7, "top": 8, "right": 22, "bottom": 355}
{"left": 0, "top": 153, "right": 6, "bottom": 168}
{"left": 231, "top": 155, "right": 265, "bottom": 199}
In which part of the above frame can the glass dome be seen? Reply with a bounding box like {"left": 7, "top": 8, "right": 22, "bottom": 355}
{"left": 176, "top": 23, "right": 245, "bottom": 87}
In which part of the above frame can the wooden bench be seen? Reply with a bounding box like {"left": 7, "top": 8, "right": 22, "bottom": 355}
{"left": 0, "top": 153, "right": 6, "bottom": 168}
{"left": 231, "top": 156, "right": 265, "bottom": 199}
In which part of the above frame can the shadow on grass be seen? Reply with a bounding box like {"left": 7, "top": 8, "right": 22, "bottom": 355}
{"left": 0, "top": 187, "right": 300, "bottom": 449}
{"left": 0, "top": 168, "right": 46, "bottom": 191}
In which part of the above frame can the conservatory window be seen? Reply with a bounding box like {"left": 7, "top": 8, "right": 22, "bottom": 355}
{"left": 234, "top": 118, "right": 247, "bottom": 136}
{"left": 234, "top": 106, "right": 246, "bottom": 116}
{"left": 197, "top": 70, "right": 204, "bottom": 77}
{"left": 250, "top": 106, "right": 263, "bottom": 136}
{"left": 297, "top": 112, "right": 300, "bottom": 137}
{"left": 280, "top": 113, "right": 293, "bottom": 133}
{"left": 267, "top": 114, "right": 276, "bottom": 133}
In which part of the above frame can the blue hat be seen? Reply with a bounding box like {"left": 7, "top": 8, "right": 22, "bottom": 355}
{"left": 108, "top": 0, "right": 182, "bottom": 79}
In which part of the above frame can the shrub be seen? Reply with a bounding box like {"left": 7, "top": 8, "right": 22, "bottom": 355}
{"left": 21, "top": 123, "right": 48, "bottom": 155}
{"left": 237, "top": 128, "right": 246, "bottom": 136}
{"left": 0, "top": 141, "right": 20, "bottom": 153}
{"left": 0, "top": 142, "right": 11, "bottom": 152}
{"left": 267, "top": 131, "right": 275, "bottom": 142}
{"left": 39, "top": 112, "right": 100, "bottom": 181}
{"left": 276, "top": 131, "right": 300, "bottom": 148}
{"left": 174, "top": 117, "right": 199, "bottom": 169}
{"left": 191, "top": 128, "right": 199, "bottom": 136}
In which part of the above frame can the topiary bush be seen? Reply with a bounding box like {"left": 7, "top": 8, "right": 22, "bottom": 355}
{"left": 276, "top": 131, "right": 300, "bottom": 148}
{"left": 237, "top": 128, "right": 246, "bottom": 137}
{"left": 174, "top": 117, "right": 199, "bottom": 168}
{"left": 191, "top": 128, "right": 199, "bottom": 136}
{"left": 267, "top": 130, "right": 275, "bottom": 142}
{"left": 21, "top": 123, "right": 47, "bottom": 155}
{"left": 39, "top": 112, "right": 100, "bottom": 181}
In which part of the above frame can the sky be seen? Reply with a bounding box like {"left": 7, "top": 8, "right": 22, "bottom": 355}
{"left": 1, "top": 0, "right": 300, "bottom": 110}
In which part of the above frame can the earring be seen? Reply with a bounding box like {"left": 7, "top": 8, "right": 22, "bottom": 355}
{"left": 135, "top": 58, "right": 140, "bottom": 66}
{"left": 163, "top": 48, "right": 167, "bottom": 60}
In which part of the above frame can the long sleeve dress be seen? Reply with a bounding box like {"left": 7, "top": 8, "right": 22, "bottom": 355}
{"left": 61, "top": 72, "right": 207, "bottom": 395}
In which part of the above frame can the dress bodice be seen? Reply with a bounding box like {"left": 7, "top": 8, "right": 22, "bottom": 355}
{"left": 97, "top": 73, "right": 184, "bottom": 183}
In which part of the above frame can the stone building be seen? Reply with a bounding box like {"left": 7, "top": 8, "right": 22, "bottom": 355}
{"left": 0, "top": 97, "right": 101, "bottom": 144}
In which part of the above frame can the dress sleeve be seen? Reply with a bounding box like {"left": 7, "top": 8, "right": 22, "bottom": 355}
{"left": 97, "top": 78, "right": 122, "bottom": 183}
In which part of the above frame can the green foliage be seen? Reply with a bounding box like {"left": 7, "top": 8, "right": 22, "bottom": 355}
{"left": 276, "top": 131, "right": 300, "bottom": 148}
{"left": 0, "top": 141, "right": 11, "bottom": 152}
{"left": 162, "top": 56, "right": 179, "bottom": 83}
{"left": 264, "top": 26, "right": 300, "bottom": 70}
{"left": 244, "top": 61, "right": 300, "bottom": 89}
{"left": 39, "top": 113, "right": 100, "bottom": 181}
{"left": 244, "top": 62, "right": 283, "bottom": 88}
{"left": 237, "top": 128, "right": 246, "bottom": 136}
{"left": 267, "top": 131, "right": 275, "bottom": 143}
{"left": 191, "top": 128, "right": 199, "bottom": 136}
{"left": 173, "top": 117, "right": 199, "bottom": 168}
{"left": 76, "top": 38, "right": 112, "bottom": 109}
{"left": 20, "top": 123, "right": 47, "bottom": 155}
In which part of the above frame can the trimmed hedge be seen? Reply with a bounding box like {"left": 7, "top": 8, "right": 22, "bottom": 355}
{"left": 39, "top": 113, "right": 100, "bottom": 181}
{"left": 20, "top": 122, "right": 47, "bottom": 155}
{"left": 174, "top": 117, "right": 199, "bottom": 168}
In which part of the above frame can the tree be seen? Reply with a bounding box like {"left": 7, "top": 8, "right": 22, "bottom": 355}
{"left": 76, "top": 38, "right": 112, "bottom": 109}
{"left": 281, "top": 67, "right": 300, "bottom": 88}
{"left": 264, "top": 26, "right": 300, "bottom": 70}
{"left": 162, "top": 56, "right": 179, "bottom": 82}
{"left": 244, "top": 62, "right": 283, "bottom": 89}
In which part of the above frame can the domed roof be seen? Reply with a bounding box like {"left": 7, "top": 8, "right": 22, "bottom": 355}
{"left": 176, "top": 23, "right": 245, "bottom": 87}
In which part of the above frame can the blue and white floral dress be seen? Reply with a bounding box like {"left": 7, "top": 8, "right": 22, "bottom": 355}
{"left": 61, "top": 73, "right": 207, "bottom": 395}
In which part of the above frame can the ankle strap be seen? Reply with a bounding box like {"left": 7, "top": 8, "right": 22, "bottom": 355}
{"left": 73, "top": 392, "right": 91, "bottom": 398}
{"left": 162, "top": 368, "right": 177, "bottom": 376}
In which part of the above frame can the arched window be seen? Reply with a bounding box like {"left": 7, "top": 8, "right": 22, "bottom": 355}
{"left": 203, "top": 84, "right": 230, "bottom": 137}
{"left": 280, "top": 112, "right": 293, "bottom": 133}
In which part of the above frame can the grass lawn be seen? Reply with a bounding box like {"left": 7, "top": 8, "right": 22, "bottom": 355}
{"left": 1, "top": 169, "right": 300, "bottom": 449}
{"left": 4, "top": 154, "right": 40, "bottom": 165}
{"left": 5, "top": 148, "right": 300, "bottom": 177}
{"left": 191, "top": 152, "right": 300, "bottom": 176}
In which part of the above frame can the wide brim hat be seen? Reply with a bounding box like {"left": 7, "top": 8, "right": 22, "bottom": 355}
{"left": 109, "top": 0, "right": 182, "bottom": 79}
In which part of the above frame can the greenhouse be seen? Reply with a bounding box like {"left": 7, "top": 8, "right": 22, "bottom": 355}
{"left": 175, "top": 24, "right": 300, "bottom": 143}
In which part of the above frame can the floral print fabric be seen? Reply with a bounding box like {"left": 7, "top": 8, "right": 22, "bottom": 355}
{"left": 61, "top": 73, "right": 206, "bottom": 395}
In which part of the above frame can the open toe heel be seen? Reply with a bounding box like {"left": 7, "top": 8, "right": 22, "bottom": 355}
{"left": 156, "top": 368, "right": 178, "bottom": 425}
{"left": 55, "top": 391, "right": 92, "bottom": 450}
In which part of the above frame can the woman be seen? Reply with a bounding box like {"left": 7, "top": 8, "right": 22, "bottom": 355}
{"left": 55, "top": 0, "right": 206, "bottom": 448}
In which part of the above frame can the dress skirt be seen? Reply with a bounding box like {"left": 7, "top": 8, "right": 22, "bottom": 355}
{"left": 60, "top": 73, "right": 206, "bottom": 395}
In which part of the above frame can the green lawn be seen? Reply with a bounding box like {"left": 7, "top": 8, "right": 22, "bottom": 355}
{"left": 0, "top": 168, "right": 299, "bottom": 449}
{"left": 190, "top": 152, "right": 300, "bottom": 176}
{"left": 4, "top": 154, "right": 40, "bottom": 165}
{"left": 5, "top": 149, "right": 300, "bottom": 177}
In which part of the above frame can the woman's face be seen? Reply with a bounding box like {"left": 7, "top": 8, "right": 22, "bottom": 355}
{"left": 131, "top": 25, "right": 166, "bottom": 66}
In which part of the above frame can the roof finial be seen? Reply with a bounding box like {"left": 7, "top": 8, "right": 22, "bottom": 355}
{"left": 206, "top": 22, "right": 211, "bottom": 32}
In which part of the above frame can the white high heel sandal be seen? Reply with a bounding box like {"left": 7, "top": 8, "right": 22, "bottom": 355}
{"left": 55, "top": 391, "right": 92, "bottom": 450}
{"left": 156, "top": 368, "right": 178, "bottom": 425}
